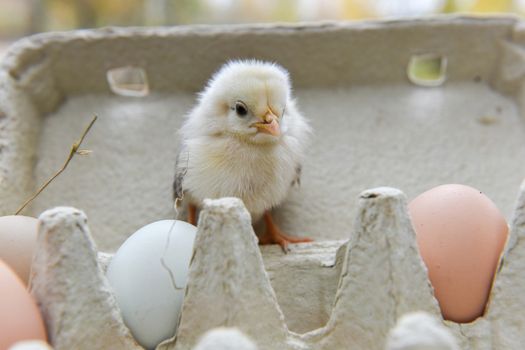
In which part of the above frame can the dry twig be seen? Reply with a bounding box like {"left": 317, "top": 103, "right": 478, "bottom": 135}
{"left": 15, "top": 115, "right": 98, "bottom": 215}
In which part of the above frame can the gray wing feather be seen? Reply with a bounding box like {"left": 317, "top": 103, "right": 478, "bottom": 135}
{"left": 173, "top": 145, "right": 189, "bottom": 202}
{"left": 291, "top": 164, "right": 302, "bottom": 187}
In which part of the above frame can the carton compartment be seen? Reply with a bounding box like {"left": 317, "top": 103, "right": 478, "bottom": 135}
{"left": 28, "top": 82, "right": 525, "bottom": 252}
{"left": 2, "top": 17, "right": 525, "bottom": 349}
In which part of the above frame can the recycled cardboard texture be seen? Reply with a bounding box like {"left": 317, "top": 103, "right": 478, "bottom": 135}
{"left": 30, "top": 207, "right": 141, "bottom": 349}
{"left": 2, "top": 16, "right": 525, "bottom": 349}
{"left": 1, "top": 17, "right": 525, "bottom": 251}
{"left": 28, "top": 186, "right": 525, "bottom": 349}
{"left": 260, "top": 239, "right": 345, "bottom": 333}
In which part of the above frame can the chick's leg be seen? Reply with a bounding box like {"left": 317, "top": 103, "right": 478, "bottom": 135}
{"left": 188, "top": 204, "right": 197, "bottom": 226}
{"left": 259, "top": 211, "right": 312, "bottom": 252}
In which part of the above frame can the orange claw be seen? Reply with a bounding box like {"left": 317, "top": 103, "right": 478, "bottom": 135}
{"left": 258, "top": 211, "right": 312, "bottom": 253}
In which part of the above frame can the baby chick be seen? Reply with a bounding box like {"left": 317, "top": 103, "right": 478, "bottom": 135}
{"left": 173, "top": 60, "right": 312, "bottom": 251}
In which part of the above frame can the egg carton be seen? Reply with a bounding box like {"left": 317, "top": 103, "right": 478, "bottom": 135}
{"left": 2, "top": 16, "right": 525, "bottom": 349}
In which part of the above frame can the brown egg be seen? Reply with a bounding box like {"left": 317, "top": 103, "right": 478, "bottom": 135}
{"left": 408, "top": 184, "right": 508, "bottom": 323}
{"left": 0, "top": 259, "right": 47, "bottom": 349}
{"left": 0, "top": 216, "right": 39, "bottom": 284}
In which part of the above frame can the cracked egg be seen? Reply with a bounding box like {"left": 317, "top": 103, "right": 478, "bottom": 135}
{"left": 106, "top": 220, "right": 197, "bottom": 349}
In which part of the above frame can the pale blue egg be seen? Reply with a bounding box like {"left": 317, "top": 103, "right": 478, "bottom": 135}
{"left": 106, "top": 220, "right": 197, "bottom": 349}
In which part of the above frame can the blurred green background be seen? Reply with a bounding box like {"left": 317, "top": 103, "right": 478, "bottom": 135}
{"left": 0, "top": 0, "right": 522, "bottom": 58}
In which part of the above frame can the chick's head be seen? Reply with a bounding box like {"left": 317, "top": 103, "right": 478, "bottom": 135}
{"left": 198, "top": 60, "right": 292, "bottom": 144}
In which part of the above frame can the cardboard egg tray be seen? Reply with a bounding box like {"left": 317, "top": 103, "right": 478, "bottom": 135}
{"left": 2, "top": 16, "right": 525, "bottom": 349}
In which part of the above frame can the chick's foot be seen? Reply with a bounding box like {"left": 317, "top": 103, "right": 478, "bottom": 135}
{"left": 259, "top": 211, "right": 312, "bottom": 253}
{"left": 188, "top": 204, "right": 197, "bottom": 226}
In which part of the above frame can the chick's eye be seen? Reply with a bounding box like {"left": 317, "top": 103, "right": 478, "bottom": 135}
{"left": 235, "top": 102, "right": 248, "bottom": 117}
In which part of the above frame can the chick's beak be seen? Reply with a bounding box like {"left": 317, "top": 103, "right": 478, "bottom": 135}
{"left": 252, "top": 110, "right": 280, "bottom": 137}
